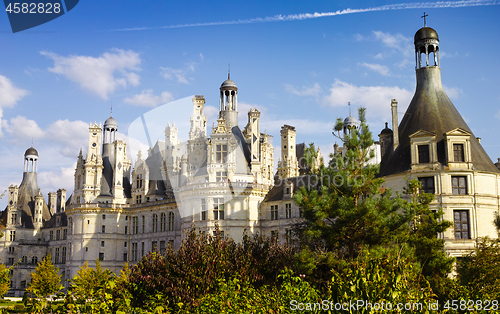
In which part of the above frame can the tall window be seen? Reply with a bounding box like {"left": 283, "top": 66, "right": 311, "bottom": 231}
{"left": 453, "top": 144, "right": 465, "bottom": 162}
{"left": 99, "top": 252, "right": 104, "bottom": 261}
{"left": 418, "top": 144, "right": 430, "bottom": 163}
{"left": 22, "top": 256, "right": 27, "bottom": 264}
{"left": 10, "top": 213, "right": 16, "bottom": 225}
{"left": 49, "top": 231, "right": 54, "bottom": 240}
{"left": 136, "top": 195, "right": 142, "bottom": 204}
{"left": 452, "top": 176, "right": 467, "bottom": 195}
{"left": 285, "top": 203, "right": 292, "bottom": 219}
{"left": 160, "top": 213, "right": 166, "bottom": 232}
{"left": 213, "top": 198, "right": 224, "bottom": 220}
{"left": 216, "top": 171, "right": 227, "bottom": 182}
{"left": 62, "top": 247, "right": 67, "bottom": 264}
{"left": 32, "top": 256, "right": 38, "bottom": 265}
{"left": 56, "top": 230, "right": 61, "bottom": 240}
{"left": 136, "top": 174, "right": 143, "bottom": 189}
{"left": 9, "top": 231, "right": 15, "bottom": 241}
{"left": 418, "top": 177, "right": 435, "bottom": 194}
{"left": 160, "top": 240, "right": 166, "bottom": 254}
{"left": 55, "top": 248, "right": 60, "bottom": 264}
{"left": 168, "top": 212, "right": 175, "bottom": 231}
{"left": 102, "top": 225, "right": 106, "bottom": 233}
{"left": 454, "top": 210, "right": 470, "bottom": 239}
{"left": 152, "top": 214, "right": 158, "bottom": 232}
{"left": 270, "top": 205, "right": 279, "bottom": 220}
{"left": 132, "top": 243, "right": 138, "bottom": 261}
{"left": 142, "top": 216, "right": 145, "bottom": 233}
{"left": 285, "top": 229, "right": 292, "bottom": 244}
{"left": 63, "top": 229, "right": 67, "bottom": 240}
{"left": 68, "top": 218, "right": 73, "bottom": 234}
{"left": 216, "top": 144, "right": 228, "bottom": 163}
{"left": 271, "top": 230, "right": 279, "bottom": 242}
{"left": 201, "top": 199, "right": 207, "bottom": 221}
{"left": 132, "top": 217, "right": 138, "bottom": 234}
{"left": 141, "top": 242, "right": 145, "bottom": 257}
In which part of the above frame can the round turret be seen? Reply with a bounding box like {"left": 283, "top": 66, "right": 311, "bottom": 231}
{"left": 220, "top": 78, "right": 238, "bottom": 91}
{"left": 414, "top": 27, "right": 439, "bottom": 44}
{"left": 104, "top": 116, "right": 118, "bottom": 128}
{"left": 24, "top": 147, "right": 38, "bottom": 157}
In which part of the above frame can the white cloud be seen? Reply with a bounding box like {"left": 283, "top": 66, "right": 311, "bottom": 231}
{"left": 161, "top": 67, "right": 189, "bottom": 84}
{"left": 373, "top": 31, "right": 412, "bottom": 57}
{"left": 204, "top": 105, "right": 219, "bottom": 121}
{"left": 2, "top": 116, "right": 45, "bottom": 140}
{"left": 323, "top": 79, "right": 413, "bottom": 122}
{"left": 261, "top": 118, "right": 333, "bottom": 135}
{"left": 124, "top": 89, "right": 175, "bottom": 107}
{"left": 160, "top": 53, "right": 204, "bottom": 84}
{"left": 0, "top": 75, "right": 29, "bottom": 136}
{"left": 38, "top": 164, "right": 76, "bottom": 196}
{"left": 41, "top": 49, "right": 142, "bottom": 99}
{"left": 284, "top": 83, "right": 322, "bottom": 96}
{"left": 443, "top": 85, "right": 463, "bottom": 99}
{"left": 358, "top": 62, "right": 390, "bottom": 76}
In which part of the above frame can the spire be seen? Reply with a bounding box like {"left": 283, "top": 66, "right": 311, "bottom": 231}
{"left": 348, "top": 102, "right": 351, "bottom": 116}
{"left": 228, "top": 63, "right": 230, "bottom": 80}
{"left": 421, "top": 12, "right": 428, "bottom": 27}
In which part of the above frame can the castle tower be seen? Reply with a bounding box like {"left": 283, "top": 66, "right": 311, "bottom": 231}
{"left": 219, "top": 74, "right": 238, "bottom": 129}
{"left": 278, "top": 125, "right": 299, "bottom": 179}
{"left": 379, "top": 23, "right": 499, "bottom": 257}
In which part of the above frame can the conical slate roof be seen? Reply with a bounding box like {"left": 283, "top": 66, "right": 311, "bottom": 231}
{"left": 379, "top": 66, "right": 499, "bottom": 176}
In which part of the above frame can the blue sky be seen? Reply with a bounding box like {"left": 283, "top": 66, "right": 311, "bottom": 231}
{"left": 1, "top": 0, "right": 500, "bottom": 209}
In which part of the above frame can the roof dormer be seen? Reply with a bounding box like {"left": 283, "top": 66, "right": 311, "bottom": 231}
{"left": 409, "top": 129, "right": 438, "bottom": 171}
{"left": 444, "top": 128, "right": 472, "bottom": 170}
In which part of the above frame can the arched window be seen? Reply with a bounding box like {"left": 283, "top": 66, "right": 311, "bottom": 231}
{"left": 168, "top": 212, "right": 174, "bottom": 231}
{"left": 152, "top": 214, "right": 158, "bottom": 233}
{"left": 22, "top": 256, "right": 27, "bottom": 264}
{"left": 32, "top": 256, "right": 38, "bottom": 265}
{"left": 160, "top": 213, "right": 166, "bottom": 232}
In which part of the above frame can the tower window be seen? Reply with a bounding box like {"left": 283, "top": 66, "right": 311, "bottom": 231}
{"left": 213, "top": 198, "right": 224, "bottom": 220}
{"left": 216, "top": 145, "right": 228, "bottom": 163}
{"left": 454, "top": 210, "right": 470, "bottom": 239}
{"left": 285, "top": 203, "right": 292, "bottom": 219}
{"left": 216, "top": 172, "right": 227, "bottom": 182}
{"left": 453, "top": 144, "right": 465, "bottom": 162}
{"left": 201, "top": 199, "right": 207, "bottom": 221}
{"left": 417, "top": 145, "right": 430, "bottom": 163}
{"left": 418, "top": 177, "right": 435, "bottom": 194}
{"left": 270, "top": 205, "right": 279, "bottom": 220}
{"left": 452, "top": 176, "right": 467, "bottom": 195}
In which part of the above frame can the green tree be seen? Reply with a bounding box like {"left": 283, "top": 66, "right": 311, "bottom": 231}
{"left": 404, "top": 178, "right": 454, "bottom": 297}
{"left": 69, "top": 260, "right": 116, "bottom": 313}
{"left": 26, "top": 254, "right": 62, "bottom": 311}
{"left": 294, "top": 108, "right": 411, "bottom": 259}
{"left": 0, "top": 263, "right": 11, "bottom": 298}
{"left": 457, "top": 237, "right": 500, "bottom": 299}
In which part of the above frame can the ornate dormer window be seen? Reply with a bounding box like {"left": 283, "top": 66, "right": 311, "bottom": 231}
{"left": 409, "top": 130, "right": 438, "bottom": 170}
{"left": 444, "top": 128, "right": 472, "bottom": 169}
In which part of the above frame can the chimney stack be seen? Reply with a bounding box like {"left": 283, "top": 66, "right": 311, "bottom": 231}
{"left": 391, "top": 99, "right": 399, "bottom": 150}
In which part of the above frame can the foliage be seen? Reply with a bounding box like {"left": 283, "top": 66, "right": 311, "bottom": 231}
{"left": 328, "top": 246, "right": 436, "bottom": 314}
{"left": 0, "top": 263, "right": 11, "bottom": 298}
{"left": 180, "top": 269, "right": 321, "bottom": 314}
{"left": 26, "top": 254, "right": 62, "bottom": 312}
{"left": 457, "top": 237, "right": 500, "bottom": 299}
{"left": 128, "top": 227, "right": 295, "bottom": 312}
{"left": 294, "top": 108, "right": 412, "bottom": 259}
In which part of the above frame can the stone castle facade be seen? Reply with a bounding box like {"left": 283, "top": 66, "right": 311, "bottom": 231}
{"left": 1, "top": 25, "right": 499, "bottom": 296}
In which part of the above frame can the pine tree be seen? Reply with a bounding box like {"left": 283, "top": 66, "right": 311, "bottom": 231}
{"left": 294, "top": 107, "right": 411, "bottom": 259}
{"left": 27, "top": 254, "right": 62, "bottom": 310}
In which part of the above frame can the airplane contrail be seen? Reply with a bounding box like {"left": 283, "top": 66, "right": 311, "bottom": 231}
{"left": 114, "top": 0, "right": 500, "bottom": 31}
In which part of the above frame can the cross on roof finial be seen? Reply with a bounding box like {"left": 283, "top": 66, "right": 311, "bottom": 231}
{"left": 110, "top": 103, "right": 113, "bottom": 117}
{"left": 421, "top": 12, "right": 428, "bottom": 27}
{"left": 348, "top": 102, "right": 351, "bottom": 116}
{"left": 228, "top": 63, "right": 230, "bottom": 80}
